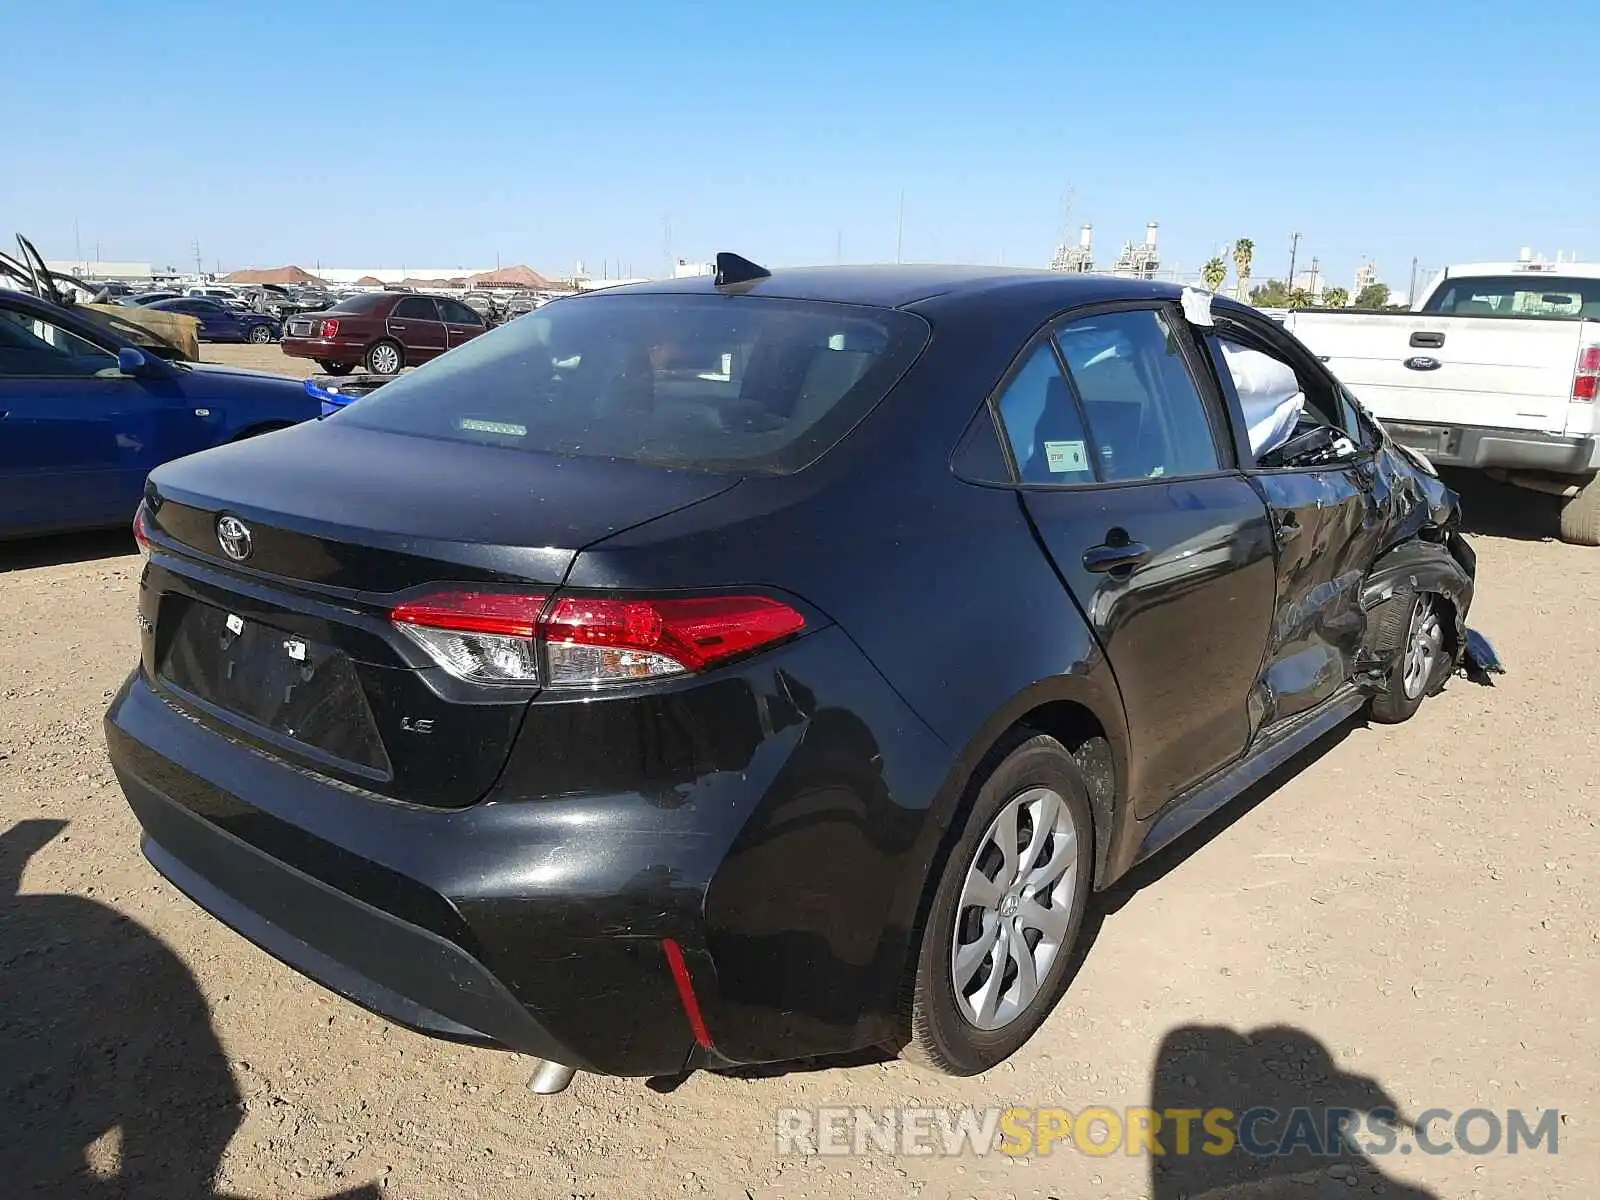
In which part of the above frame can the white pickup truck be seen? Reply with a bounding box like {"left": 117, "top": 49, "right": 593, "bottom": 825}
{"left": 1284, "top": 261, "right": 1600, "bottom": 544}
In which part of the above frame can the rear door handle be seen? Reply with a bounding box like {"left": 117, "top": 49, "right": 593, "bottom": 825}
{"left": 1409, "top": 331, "right": 1445, "bottom": 348}
{"left": 1083, "top": 541, "right": 1151, "bottom": 573}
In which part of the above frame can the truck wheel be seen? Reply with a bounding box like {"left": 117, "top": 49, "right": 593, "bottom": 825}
{"left": 1558, "top": 474, "right": 1600, "bottom": 546}
{"left": 1367, "top": 589, "right": 1446, "bottom": 724}
{"left": 897, "top": 733, "right": 1093, "bottom": 1076}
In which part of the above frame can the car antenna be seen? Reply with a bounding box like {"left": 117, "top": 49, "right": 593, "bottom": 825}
{"left": 713, "top": 252, "right": 771, "bottom": 287}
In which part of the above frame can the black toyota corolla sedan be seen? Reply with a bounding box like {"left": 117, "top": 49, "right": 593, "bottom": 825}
{"left": 107, "top": 257, "right": 1483, "bottom": 1090}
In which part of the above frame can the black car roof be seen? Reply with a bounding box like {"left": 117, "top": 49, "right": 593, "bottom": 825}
{"left": 588, "top": 264, "right": 1186, "bottom": 311}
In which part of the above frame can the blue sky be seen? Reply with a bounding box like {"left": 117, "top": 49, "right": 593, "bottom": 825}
{"left": 6, "top": 0, "right": 1593, "bottom": 292}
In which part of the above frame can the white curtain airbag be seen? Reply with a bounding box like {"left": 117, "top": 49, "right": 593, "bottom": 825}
{"left": 1221, "top": 342, "right": 1304, "bottom": 459}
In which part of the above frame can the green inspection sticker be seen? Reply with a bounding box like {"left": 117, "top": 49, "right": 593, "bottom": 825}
{"left": 1043, "top": 440, "right": 1088, "bottom": 473}
{"left": 458, "top": 418, "right": 527, "bottom": 436}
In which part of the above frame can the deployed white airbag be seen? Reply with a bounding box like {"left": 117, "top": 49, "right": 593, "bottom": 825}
{"left": 1220, "top": 341, "right": 1305, "bottom": 460}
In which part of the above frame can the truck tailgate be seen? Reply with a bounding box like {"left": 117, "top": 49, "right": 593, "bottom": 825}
{"left": 1286, "top": 312, "right": 1588, "bottom": 435}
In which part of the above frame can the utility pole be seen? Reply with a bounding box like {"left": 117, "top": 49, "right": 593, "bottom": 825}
{"left": 1409, "top": 256, "right": 1419, "bottom": 305}
{"left": 193, "top": 239, "right": 203, "bottom": 278}
{"left": 1287, "top": 232, "right": 1301, "bottom": 291}
{"left": 896, "top": 190, "right": 905, "bottom": 264}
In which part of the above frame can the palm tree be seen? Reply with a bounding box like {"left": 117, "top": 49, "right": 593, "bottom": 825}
{"left": 1286, "top": 286, "right": 1311, "bottom": 310}
{"left": 1201, "top": 256, "right": 1227, "bottom": 293}
{"left": 1321, "top": 286, "right": 1350, "bottom": 308}
{"left": 1232, "top": 238, "right": 1254, "bottom": 300}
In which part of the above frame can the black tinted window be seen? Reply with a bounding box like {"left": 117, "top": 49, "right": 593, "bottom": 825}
{"left": 1055, "top": 309, "right": 1220, "bottom": 481}
{"left": 393, "top": 296, "right": 439, "bottom": 320}
{"left": 439, "top": 299, "right": 482, "bottom": 325}
{"left": 1422, "top": 275, "right": 1600, "bottom": 319}
{"left": 0, "top": 307, "right": 118, "bottom": 377}
{"left": 336, "top": 293, "right": 928, "bottom": 474}
{"left": 994, "top": 342, "right": 1094, "bottom": 484}
{"left": 326, "top": 293, "right": 391, "bottom": 315}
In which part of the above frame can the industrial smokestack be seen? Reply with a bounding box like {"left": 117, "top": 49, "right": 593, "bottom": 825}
{"left": 1080, "top": 224, "right": 1092, "bottom": 249}
{"left": 1145, "top": 221, "right": 1158, "bottom": 249}
{"left": 1518, "top": 246, "right": 1533, "bottom": 263}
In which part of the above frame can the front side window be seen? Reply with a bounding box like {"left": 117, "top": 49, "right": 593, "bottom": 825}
{"left": 440, "top": 299, "right": 482, "bottom": 326}
{"left": 392, "top": 296, "right": 439, "bottom": 320}
{"left": 993, "top": 342, "right": 1094, "bottom": 484}
{"left": 336, "top": 293, "right": 928, "bottom": 474}
{"left": 1212, "top": 329, "right": 1354, "bottom": 464}
{"left": 0, "top": 307, "right": 118, "bottom": 377}
{"left": 1055, "top": 309, "right": 1220, "bottom": 481}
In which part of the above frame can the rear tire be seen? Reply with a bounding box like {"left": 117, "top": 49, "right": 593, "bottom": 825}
{"left": 364, "top": 340, "right": 403, "bottom": 375}
{"left": 1367, "top": 588, "right": 1446, "bottom": 724}
{"left": 898, "top": 734, "right": 1093, "bottom": 1076}
{"left": 318, "top": 360, "right": 355, "bottom": 376}
{"left": 1558, "top": 473, "right": 1600, "bottom": 546}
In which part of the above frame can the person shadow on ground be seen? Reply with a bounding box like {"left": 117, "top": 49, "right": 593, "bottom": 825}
{"left": 1149, "top": 1023, "right": 1438, "bottom": 1199}
{"left": 0, "top": 819, "right": 379, "bottom": 1200}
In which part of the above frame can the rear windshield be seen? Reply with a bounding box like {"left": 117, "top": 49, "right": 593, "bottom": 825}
{"left": 1422, "top": 275, "right": 1600, "bottom": 319}
{"left": 326, "top": 293, "right": 391, "bottom": 314}
{"left": 333, "top": 292, "right": 928, "bottom": 473}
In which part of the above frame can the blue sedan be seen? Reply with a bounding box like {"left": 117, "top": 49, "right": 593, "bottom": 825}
{"left": 147, "top": 297, "right": 281, "bottom": 344}
{"left": 0, "top": 289, "right": 319, "bottom": 538}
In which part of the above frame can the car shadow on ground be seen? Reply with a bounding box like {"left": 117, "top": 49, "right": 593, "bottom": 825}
{"left": 0, "top": 819, "right": 380, "bottom": 1200}
{"left": 1148, "top": 1023, "right": 1438, "bottom": 1198}
{"left": 0, "top": 529, "right": 138, "bottom": 572}
{"left": 1439, "top": 468, "right": 1562, "bottom": 543}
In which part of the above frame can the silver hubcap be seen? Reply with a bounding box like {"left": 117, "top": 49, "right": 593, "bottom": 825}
{"left": 372, "top": 345, "right": 400, "bottom": 373}
{"left": 951, "top": 787, "right": 1080, "bottom": 1030}
{"left": 1402, "top": 595, "right": 1443, "bottom": 700}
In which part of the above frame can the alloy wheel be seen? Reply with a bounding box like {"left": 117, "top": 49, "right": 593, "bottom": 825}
{"left": 950, "top": 786, "right": 1079, "bottom": 1030}
{"left": 370, "top": 343, "right": 401, "bottom": 374}
{"left": 1402, "top": 595, "right": 1443, "bottom": 700}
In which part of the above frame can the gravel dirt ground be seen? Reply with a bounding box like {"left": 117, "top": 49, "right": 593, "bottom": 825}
{"left": 1, "top": 349, "right": 1595, "bottom": 1198}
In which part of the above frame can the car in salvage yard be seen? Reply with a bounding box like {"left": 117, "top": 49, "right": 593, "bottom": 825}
{"left": 1284, "top": 260, "right": 1600, "bottom": 544}
{"left": 146, "top": 296, "right": 282, "bottom": 344}
{"left": 0, "top": 288, "right": 319, "bottom": 538}
{"left": 106, "top": 258, "right": 1492, "bottom": 1094}
{"left": 279, "top": 291, "right": 489, "bottom": 375}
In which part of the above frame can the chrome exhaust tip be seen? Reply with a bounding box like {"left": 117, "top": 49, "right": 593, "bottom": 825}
{"left": 525, "top": 1058, "right": 578, "bottom": 1095}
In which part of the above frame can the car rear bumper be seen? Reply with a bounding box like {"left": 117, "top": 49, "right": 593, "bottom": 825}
{"left": 1382, "top": 421, "right": 1599, "bottom": 474}
{"left": 281, "top": 336, "right": 361, "bottom": 362}
{"left": 105, "top": 621, "right": 953, "bottom": 1075}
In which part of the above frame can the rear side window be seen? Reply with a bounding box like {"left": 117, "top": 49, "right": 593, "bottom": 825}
{"left": 327, "top": 293, "right": 391, "bottom": 315}
{"left": 994, "top": 343, "right": 1094, "bottom": 484}
{"left": 1422, "top": 275, "right": 1600, "bottom": 319}
{"left": 393, "top": 296, "right": 439, "bottom": 320}
{"left": 336, "top": 293, "right": 929, "bottom": 474}
{"left": 1055, "top": 309, "right": 1221, "bottom": 481}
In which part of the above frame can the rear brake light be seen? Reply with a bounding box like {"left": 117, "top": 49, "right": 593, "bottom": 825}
{"left": 320, "top": 318, "right": 340, "bottom": 338}
{"left": 132, "top": 503, "right": 153, "bottom": 560}
{"left": 389, "top": 590, "right": 805, "bottom": 686}
{"left": 1575, "top": 345, "right": 1600, "bottom": 402}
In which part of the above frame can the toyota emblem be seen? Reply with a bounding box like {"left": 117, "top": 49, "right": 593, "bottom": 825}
{"left": 216, "top": 515, "right": 254, "bottom": 561}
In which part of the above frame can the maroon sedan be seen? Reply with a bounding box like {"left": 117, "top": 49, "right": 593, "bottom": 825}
{"left": 280, "top": 292, "right": 488, "bottom": 375}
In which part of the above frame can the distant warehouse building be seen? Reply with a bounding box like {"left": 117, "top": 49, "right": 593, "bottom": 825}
{"left": 46, "top": 259, "right": 156, "bottom": 281}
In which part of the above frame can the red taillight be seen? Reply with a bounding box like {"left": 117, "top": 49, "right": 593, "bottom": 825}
{"left": 320, "top": 318, "right": 340, "bottom": 338}
{"left": 1575, "top": 345, "right": 1600, "bottom": 402}
{"left": 132, "top": 503, "right": 154, "bottom": 559}
{"left": 389, "top": 590, "right": 805, "bottom": 686}
{"left": 392, "top": 590, "right": 546, "bottom": 638}
{"left": 541, "top": 594, "right": 806, "bottom": 684}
